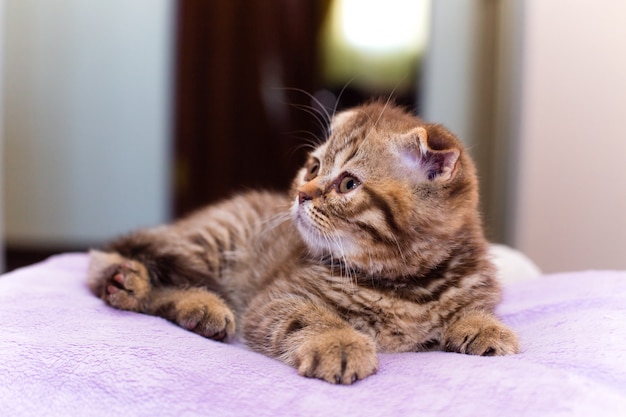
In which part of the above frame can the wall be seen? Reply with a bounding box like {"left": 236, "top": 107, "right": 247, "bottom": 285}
{"left": 512, "top": 0, "right": 626, "bottom": 272}
{"left": 421, "top": 1, "right": 508, "bottom": 242}
{"left": 422, "top": 1, "right": 626, "bottom": 273}
{"left": 3, "top": 0, "right": 173, "bottom": 247}
{"left": 421, "top": 0, "right": 480, "bottom": 148}
{"left": 0, "top": 0, "right": 4, "bottom": 270}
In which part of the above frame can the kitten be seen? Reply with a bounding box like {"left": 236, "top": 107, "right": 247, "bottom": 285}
{"left": 88, "top": 101, "right": 519, "bottom": 385}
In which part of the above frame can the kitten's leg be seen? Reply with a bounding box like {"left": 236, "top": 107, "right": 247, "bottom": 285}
{"left": 443, "top": 310, "right": 519, "bottom": 356}
{"left": 243, "top": 295, "right": 378, "bottom": 385}
{"left": 88, "top": 250, "right": 235, "bottom": 341}
{"left": 147, "top": 287, "right": 235, "bottom": 341}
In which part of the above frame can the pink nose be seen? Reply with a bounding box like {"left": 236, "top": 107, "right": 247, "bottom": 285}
{"left": 298, "top": 189, "right": 321, "bottom": 204}
{"left": 298, "top": 191, "right": 312, "bottom": 204}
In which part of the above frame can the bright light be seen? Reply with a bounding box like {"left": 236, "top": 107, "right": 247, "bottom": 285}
{"left": 338, "top": 0, "right": 429, "bottom": 53}
{"left": 320, "top": 0, "right": 431, "bottom": 90}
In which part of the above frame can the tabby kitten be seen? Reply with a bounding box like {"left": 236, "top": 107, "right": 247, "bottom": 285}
{"left": 88, "top": 101, "right": 519, "bottom": 385}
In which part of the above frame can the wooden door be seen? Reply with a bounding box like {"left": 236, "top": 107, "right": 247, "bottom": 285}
{"left": 173, "top": 0, "right": 330, "bottom": 216}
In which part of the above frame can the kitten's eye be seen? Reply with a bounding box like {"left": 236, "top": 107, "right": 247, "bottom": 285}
{"left": 304, "top": 158, "right": 320, "bottom": 181}
{"left": 338, "top": 175, "right": 361, "bottom": 194}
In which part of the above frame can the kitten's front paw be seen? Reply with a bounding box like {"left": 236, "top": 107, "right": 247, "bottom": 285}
{"left": 294, "top": 328, "right": 378, "bottom": 385}
{"left": 445, "top": 311, "right": 519, "bottom": 356}
{"left": 168, "top": 290, "right": 236, "bottom": 342}
{"left": 104, "top": 260, "right": 151, "bottom": 312}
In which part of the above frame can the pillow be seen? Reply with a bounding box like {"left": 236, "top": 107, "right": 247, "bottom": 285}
{"left": 1, "top": 253, "right": 625, "bottom": 417}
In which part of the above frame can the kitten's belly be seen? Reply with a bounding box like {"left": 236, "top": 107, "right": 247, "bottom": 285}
{"left": 325, "top": 284, "right": 444, "bottom": 353}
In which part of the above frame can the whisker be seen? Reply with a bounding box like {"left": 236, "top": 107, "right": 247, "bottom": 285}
{"left": 284, "top": 129, "right": 324, "bottom": 142}
{"left": 328, "top": 227, "right": 356, "bottom": 293}
{"left": 359, "top": 77, "right": 409, "bottom": 147}
{"left": 288, "top": 142, "right": 318, "bottom": 159}
{"left": 390, "top": 233, "right": 407, "bottom": 268}
{"left": 332, "top": 74, "right": 361, "bottom": 118}
{"left": 289, "top": 103, "right": 330, "bottom": 137}
{"left": 373, "top": 81, "right": 404, "bottom": 130}
{"left": 277, "top": 87, "right": 332, "bottom": 135}
{"left": 283, "top": 87, "right": 332, "bottom": 124}
{"left": 258, "top": 210, "right": 292, "bottom": 236}
{"left": 366, "top": 246, "right": 375, "bottom": 282}
{"left": 321, "top": 232, "right": 336, "bottom": 277}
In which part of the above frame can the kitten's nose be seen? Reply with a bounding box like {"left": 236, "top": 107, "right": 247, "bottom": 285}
{"left": 298, "top": 191, "right": 312, "bottom": 204}
{"left": 298, "top": 187, "right": 321, "bottom": 204}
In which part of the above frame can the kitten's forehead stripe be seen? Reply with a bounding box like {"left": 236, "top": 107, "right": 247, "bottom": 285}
{"left": 325, "top": 126, "right": 368, "bottom": 167}
{"left": 324, "top": 139, "right": 349, "bottom": 165}
{"left": 342, "top": 145, "right": 360, "bottom": 166}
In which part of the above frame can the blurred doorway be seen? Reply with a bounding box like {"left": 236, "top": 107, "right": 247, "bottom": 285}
{"left": 172, "top": 0, "right": 431, "bottom": 216}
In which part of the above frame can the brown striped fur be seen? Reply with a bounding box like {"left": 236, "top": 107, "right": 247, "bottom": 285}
{"left": 88, "top": 101, "right": 518, "bottom": 385}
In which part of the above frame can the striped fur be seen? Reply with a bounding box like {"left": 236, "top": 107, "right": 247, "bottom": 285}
{"left": 88, "top": 101, "right": 518, "bottom": 385}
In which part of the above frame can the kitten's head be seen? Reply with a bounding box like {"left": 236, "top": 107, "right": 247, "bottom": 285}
{"left": 291, "top": 101, "right": 484, "bottom": 278}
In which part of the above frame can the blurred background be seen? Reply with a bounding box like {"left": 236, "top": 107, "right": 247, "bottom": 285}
{"left": 1, "top": 0, "right": 625, "bottom": 274}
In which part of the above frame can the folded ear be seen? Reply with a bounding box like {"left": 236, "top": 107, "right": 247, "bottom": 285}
{"left": 396, "top": 126, "right": 460, "bottom": 181}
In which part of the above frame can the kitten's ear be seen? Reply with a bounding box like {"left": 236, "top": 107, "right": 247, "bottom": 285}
{"left": 397, "top": 126, "right": 460, "bottom": 181}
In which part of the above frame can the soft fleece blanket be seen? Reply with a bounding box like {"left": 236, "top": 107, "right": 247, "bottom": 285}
{"left": 1, "top": 254, "right": 625, "bottom": 417}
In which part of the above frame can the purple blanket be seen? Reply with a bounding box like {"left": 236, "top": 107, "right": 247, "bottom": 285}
{"left": 1, "top": 254, "right": 625, "bottom": 416}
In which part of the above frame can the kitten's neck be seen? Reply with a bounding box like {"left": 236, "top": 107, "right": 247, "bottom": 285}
{"left": 321, "top": 235, "right": 491, "bottom": 290}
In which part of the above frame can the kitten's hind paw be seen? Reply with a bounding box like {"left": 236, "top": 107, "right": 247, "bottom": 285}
{"left": 105, "top": 261, "right": 151, "bottom": 310}
{"left": 101, "top": 260, "right": 151, "bottom": 312}
{"left": 88, "top": 250, "right": 152, "bottom": 312}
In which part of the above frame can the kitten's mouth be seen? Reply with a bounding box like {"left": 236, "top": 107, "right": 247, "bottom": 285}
{"left": 292, "top": 198, "right": 357, "bottom": 259}
{"left": 292, "top": 199, "right": 330, "bottom": 249}
{"left": 293, "top": 201, "right": 316, "bottom": 235}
